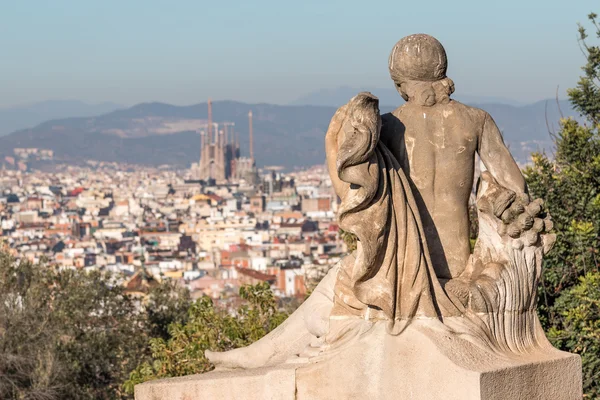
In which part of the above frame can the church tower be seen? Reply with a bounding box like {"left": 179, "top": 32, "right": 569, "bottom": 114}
{"left": 197, "top": 99, "right": 226, "bottom": 182}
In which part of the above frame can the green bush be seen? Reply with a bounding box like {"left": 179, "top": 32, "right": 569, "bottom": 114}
{"left": 123, "top": 282, "right": 288, "bottom": 393}
{"left": 0, "top": 252, "right": 191, "bottom": 400}
{"left": 524, "top": 12, "right": 600, "bottom": 398}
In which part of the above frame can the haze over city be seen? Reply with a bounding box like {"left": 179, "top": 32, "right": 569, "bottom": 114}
{"left": 1, "top": 0, "right": 597, "bottom": 107}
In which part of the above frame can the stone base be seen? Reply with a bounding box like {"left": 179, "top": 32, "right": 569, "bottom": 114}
{"left": 134, "top": 364, "right": 298, "bottom": 400}
{"left": 135, "top": 322, "right": 582, "bottom": 400}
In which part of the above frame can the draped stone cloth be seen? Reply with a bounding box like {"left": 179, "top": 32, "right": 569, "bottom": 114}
{"left": 330, "top": 93, "right": 462, "bottom": 334}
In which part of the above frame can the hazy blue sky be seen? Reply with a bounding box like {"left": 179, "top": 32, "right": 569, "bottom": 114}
{"left": 1, "top": 0, "right": 598, "bottom": 107}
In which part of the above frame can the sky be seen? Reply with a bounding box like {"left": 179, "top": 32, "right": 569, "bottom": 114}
{"left": 1, "top": 0, "right": 598, "bottom": 107}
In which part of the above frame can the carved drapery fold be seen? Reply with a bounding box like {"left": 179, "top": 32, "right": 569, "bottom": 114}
{"left": 331, "top": 93, "right": 462, "bottom": 334}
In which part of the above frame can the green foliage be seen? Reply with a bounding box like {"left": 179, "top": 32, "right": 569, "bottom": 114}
{"left": 468, "top": 202, "right": 479, "bottom": 253}
{"left": 0, "top": 252, "right": 192, "bottom": 400}
{"left": 569, "top": 13, "right": 600, "bottom": 125}
{"left": 145, "top": 280, "right": 192, "bottom": 341}
{"left": 123, "top": 282, "right": 288, "bottom": 393}
{"left": 0, "top": 253, "right": 146, "bottom": 399}
{"left": 339, "top": 228, "right": 358, "bottom": 252}
{"left": 524, "top": 12, "right": 600, "bottom": 397}
{"left": 547, "top": 273, "right": 600, "bottom": 398}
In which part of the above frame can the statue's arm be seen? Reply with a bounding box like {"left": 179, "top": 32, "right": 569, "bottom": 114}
{"left": 325, "top": 104, "right": 351, "bottom": 200}
{"left": 478, "top": 112, "right": 527, "bottom": 194}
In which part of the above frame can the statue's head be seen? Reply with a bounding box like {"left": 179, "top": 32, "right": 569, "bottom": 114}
{"left": 388, "top": 34, "right": 455, "bottom": 106}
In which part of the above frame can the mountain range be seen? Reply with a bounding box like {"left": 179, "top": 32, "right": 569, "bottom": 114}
{"left": 0, "top": 100, "right": 123, "bottom": 137}
{"left": 0, "top": 91, "right": 578, "bottom": 169}
{"left": 290, "top": 87, "right": 526, "bottom": 108}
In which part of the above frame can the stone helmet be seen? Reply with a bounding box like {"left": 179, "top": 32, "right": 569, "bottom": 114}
{"left": 388, "top": 34, "right": 447, "bottom": 84}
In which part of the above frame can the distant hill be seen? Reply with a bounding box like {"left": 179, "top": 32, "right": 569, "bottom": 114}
{"left": 0, "top": 100, "right": 123, "bottom": 137}
{"left": 473, "top": 99, "right": 577, "bottom": 163}
{"left": 0, "top": 98, "right": 578, "bottom": 169}
{"left": 290, "top": 87, "right": 525, "bottom": 107}
{"left": 0, "top": 101, "right": 339, "bottom": 168}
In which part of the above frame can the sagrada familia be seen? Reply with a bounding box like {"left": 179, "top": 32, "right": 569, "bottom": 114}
{"left": 194, "top": 99, "right": 257, "bottom": 183}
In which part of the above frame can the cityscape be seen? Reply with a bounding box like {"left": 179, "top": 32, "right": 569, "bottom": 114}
{"left": 0, "top": 100, "right": 344, "bottom": 307}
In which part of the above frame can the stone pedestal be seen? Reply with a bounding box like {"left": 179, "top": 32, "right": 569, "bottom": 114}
{"left": 135, "top": 365, "right": 298, "bottom": 400}
{"left": 134, "top": 322, "right": 582, "bottom": 400}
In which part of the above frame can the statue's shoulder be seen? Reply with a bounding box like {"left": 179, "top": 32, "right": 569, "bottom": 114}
{"left": 445, "top": 99, "right": 489, "bottom": 124}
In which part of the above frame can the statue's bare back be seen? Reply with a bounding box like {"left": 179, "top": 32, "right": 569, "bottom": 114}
{"left": 383, "top": 99, "right": 524, "bottom": 279}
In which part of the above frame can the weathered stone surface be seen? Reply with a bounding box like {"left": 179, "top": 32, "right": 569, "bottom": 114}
{"left": 135, "top": 322, "right": 581, "bottom": 400}
{"left": 296, "top": 322, "right": 581, "bottom": 400}
{"left": 135, "top": 364, "right": 298, "bottom": 400}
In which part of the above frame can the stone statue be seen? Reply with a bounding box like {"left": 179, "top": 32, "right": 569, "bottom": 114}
{"left": 137, "top": 34, "right": 582, "bottom": 400}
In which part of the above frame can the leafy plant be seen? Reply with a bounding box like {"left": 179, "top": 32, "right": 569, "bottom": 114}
{"left": 524, "top": 12, "right": 600, "bottom": 397}
{"left": 0, "top": 252, "right": 192, "bottom": 400}
{"left": 123, "top": 282, "right": 288, "bottom": 393}
{"left": 0, "top": 253, "right": 147, "bottom": 399}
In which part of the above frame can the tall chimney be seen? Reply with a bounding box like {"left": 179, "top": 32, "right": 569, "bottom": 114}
{"left": 200, "top": 130, "right": 205, "bottom": 164}
{"left": 248, "top": 110, "right": 254, "bottom": 160}
{"left": 218, "top": 129, "right": 224, "bottom": 180}
{"left": 207, "top": 98, "right": 213, "bottom": 144}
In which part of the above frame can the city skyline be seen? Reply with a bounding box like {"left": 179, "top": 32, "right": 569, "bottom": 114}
{"left": 2, "top": 0, "right": 598, "bottom": 108}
